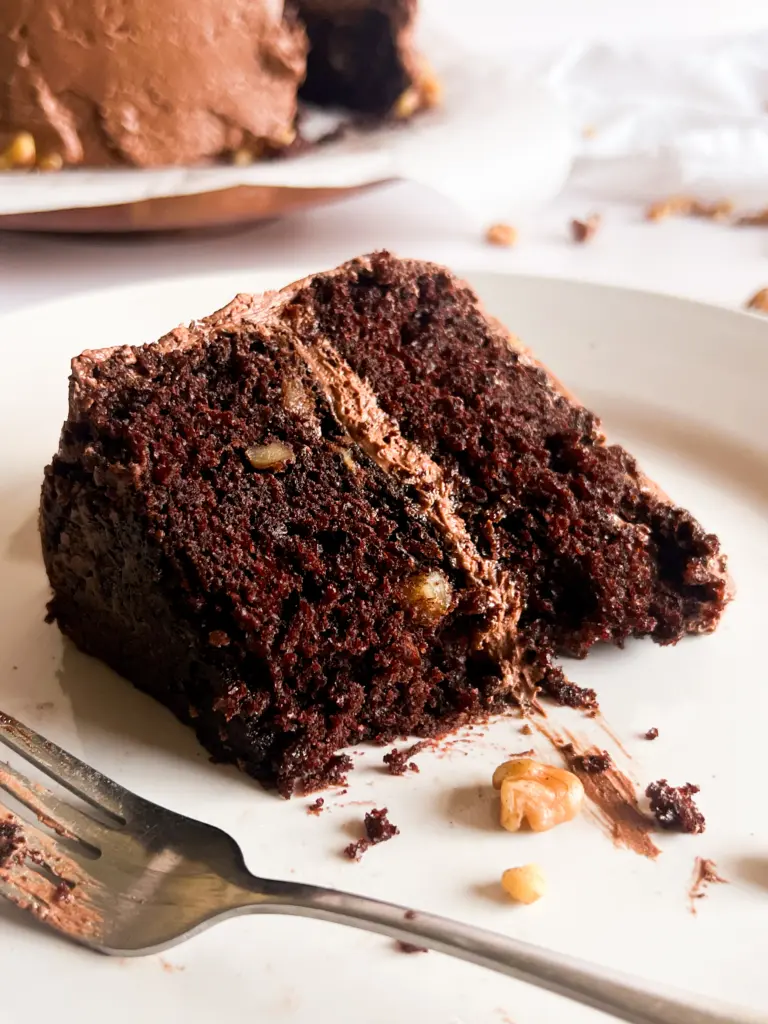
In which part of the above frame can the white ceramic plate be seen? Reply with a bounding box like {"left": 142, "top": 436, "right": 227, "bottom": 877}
{"left": 1, "top": 270, "right": 766, "bottom": 1024}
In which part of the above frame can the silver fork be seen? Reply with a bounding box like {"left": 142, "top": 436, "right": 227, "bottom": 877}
{"left": 0, "top": 711, "right": 761, "bottom": 1024}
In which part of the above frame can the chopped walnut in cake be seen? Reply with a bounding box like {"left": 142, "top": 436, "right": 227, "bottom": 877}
{"left": 0, "top": 132, "right": 35, "bottom": 170}
{"left": 245, "top": 441, "right": 295, "bottom": 470}
{"left": 401, "top": 570, "right": 453, "bottom": 624}
{"left": 0, "top": 131, "right": 64, "bottom": 172}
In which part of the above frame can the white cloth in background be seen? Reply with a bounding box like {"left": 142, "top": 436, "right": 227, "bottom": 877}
{"left": 533, "top": 33, "right": 768, "bottom": 204}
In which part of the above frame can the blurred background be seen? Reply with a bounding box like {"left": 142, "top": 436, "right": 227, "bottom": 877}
{"left": 3, "top": 0, "right": 768, "bottom": 314}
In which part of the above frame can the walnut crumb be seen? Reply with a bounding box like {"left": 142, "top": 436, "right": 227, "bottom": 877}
{"left": 646, "top": 196, "right": 733, "bottom": 223}
{"left": 416, "top": 63, "right": 443, "bottom": 110}
{"left": 485, "top": 223, "right": 518, "bottom": 248}
{"left": 38, "top": 152, "right": 63, "bottom": 172}
{"left": 745, "top": 287, "right": 768, "bottom": 313}
{"left": 571, "top": 213, "right": 601, "bottom": 243}
{"left": 736, "top": 208, "right": 768, "bottom": 227}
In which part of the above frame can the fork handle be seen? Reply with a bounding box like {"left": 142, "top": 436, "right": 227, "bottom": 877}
{"left": 235, "top": 878, "right": 763, "bottom": 1024}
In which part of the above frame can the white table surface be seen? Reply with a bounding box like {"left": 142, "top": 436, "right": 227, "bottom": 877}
{"left": 2, "top": 0, "right": 768, "bottom": 318}
{"left": 1, "top": 187, "right": 767, "bottom": 318}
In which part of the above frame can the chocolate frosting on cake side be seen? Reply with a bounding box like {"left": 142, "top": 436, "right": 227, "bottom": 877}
{"left": 0, "top": 0, "right": 307, "bottom": 167}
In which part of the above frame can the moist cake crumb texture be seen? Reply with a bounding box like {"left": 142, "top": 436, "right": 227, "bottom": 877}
{"left": 0, "top": 819, "right": 22, "bottom": 866}
{"left": 646, "top": 779, "right": 706, "bottom": 833}
{"left": 40, "top": 251, "right": 731, "bottom": 795}
{"left": 571, "top": 751, "right": 612, "bottom": 774}
{"left": 383, "top": 746, "right": 420, "bottom": 775}
{"left": 345, "top": 807, "right": 399, "bottom": 859}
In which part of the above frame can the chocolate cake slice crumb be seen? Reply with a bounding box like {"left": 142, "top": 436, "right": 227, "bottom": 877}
{"left": 688, "top": 856, "right": 727, "bottom": 913}
{"left": 383, "top": 747, "right": 419, "bottom": 775}
{"left": 644, "top": 727, "right": 659, "bottom": 741}
{"left": 539, "top": 667, "right": 598, "bottom": 711}
{"left": 646, "top": 779, "right": 706, "bottom": 833}
{"left": 0, "top": 819, "right": 23, "bottom": 866}
{"left": 345, "top": 807, "right": 400, "bottom": 860}
{"left": 383, "top": 741, "right": 428, "bottom": 775}
{"left": 396, "top": 940, "right": 428, "bottom": 954}
{"left": 572, "top": 751, "right": 612, "bottom": 774}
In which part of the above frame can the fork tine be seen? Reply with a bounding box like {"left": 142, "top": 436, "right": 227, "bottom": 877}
{"left": 0, "top": 871, "right": 52, "bottom": 921}
{"left": 0, "top": 870, "right": 102, "bottom": 948}
{"left": 0, "top": 757, "right": 110, "bottom": 850}
{"left": 0, "top": 712, "right": 130, "bottom": 821}
{"left": 0, "top": 804, "right": 104, "bottom": 945}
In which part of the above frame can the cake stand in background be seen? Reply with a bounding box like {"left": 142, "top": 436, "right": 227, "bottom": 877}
{"left": 0, "top": 184, "right": 377, "bottom": 234}
{"left": 0, "top": 68, "right": 573, "bottom": 234}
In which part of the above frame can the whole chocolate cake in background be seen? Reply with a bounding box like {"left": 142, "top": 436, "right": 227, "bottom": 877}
{"left": 0, "top": 0, "right": 429, "bottom": 170}
{"left": 296, "top": 0, "right": 425, "bottom": 116}
{"left": 40, "top": 253, "right": 730, "bottom": 795}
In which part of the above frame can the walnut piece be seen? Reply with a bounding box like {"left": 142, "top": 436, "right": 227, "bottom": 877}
{"left": 485, "top": 223, "right": 518, "bottom": 248}
{"left": 393, "top": 64, "right": 442, "bottom": 120}
{"left": 501, "top": 864, "right": 547, "bottom": 904}
{"left": 0, "top": 132, "right": 36, "bottom": 170}
{"left": 745, "top": 287, "right": 768, "bottom": 313}
{"left": 402, "top": 570, "right": 453, "bottom": 624}
{"left": 645, "top": 196, "right": 733, "bottom": 223}
{"left": 245, "top": 442, "right": 295, "bottom": 470}
{"left": 735, "top": 208, "right": 768, "bottom": 227}
{"left": 417, "top": 67, "right": 443, "bottom": 110}
{"left": 393, "top": 87, "right": 422, "bottom": 120}
{"left": 38, "top": 152, "right": 63, "bottom": 172}
{"left": 493, "top": 758, "right": 584, "bottom": 832}
{"left": 232, "top": 147, "right": 256, "bottom": 167}
{"left": 571, "top": 213, "right": 601, "bottom": 244}
{"left": 0, "top": 133, "right": 64, "bottom": 172}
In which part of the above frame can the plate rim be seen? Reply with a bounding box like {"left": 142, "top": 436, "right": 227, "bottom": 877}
{"left": 5, "top": 264, "right": 768, "bottom": 335}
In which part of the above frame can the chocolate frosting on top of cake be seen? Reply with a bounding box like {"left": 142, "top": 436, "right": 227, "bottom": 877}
{"left": 0, "top": 1, "right": 307, "bottom": 167}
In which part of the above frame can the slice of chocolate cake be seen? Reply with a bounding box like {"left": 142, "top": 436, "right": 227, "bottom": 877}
{"left": 40, "top": 253, "right": 730, "bottom": 794}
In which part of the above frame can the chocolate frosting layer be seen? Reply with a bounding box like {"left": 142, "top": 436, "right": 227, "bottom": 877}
{"left": 0, "top": 1, "right": 307, "bottom": 167}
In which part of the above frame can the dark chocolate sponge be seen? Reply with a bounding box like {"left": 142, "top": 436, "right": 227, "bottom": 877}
{"left": 40, "top": 253, "right": 730, "bottom": 794}
{"left": 296, "top": 0, "right": 420, "bottom": 116}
